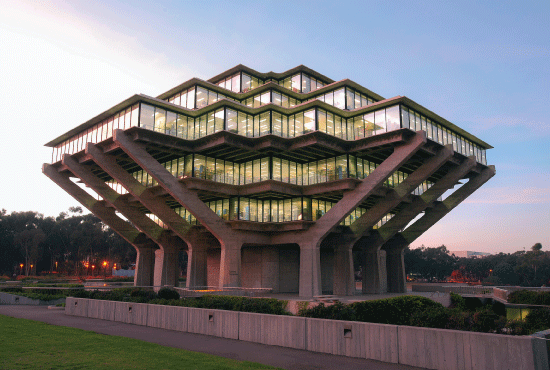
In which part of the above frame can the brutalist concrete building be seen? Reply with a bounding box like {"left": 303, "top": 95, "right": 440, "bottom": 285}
{"left": 44, "top": 65, "right": 494, "bottom": 297}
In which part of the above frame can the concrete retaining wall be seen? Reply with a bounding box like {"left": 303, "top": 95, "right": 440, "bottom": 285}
{"left": 239, "top": 312, "right": 306, "bottom": 349}
{"left": 0, "top": 292, "right": 64, "bottom": 306}
{"left": 64, "top": 298, "right": 549, "bottom": 370}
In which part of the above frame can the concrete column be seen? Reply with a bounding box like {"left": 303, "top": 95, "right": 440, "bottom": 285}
{"left": 299, "top": 243, "right": 322, "bottom": 298}
{"left": 333, "top": 246, "right": 355, "bottom": 296}
{"left": 153, "top": 245, "right": 180, "bottom": 289}
{"left": 386, "top": 248, "right": 406, "bottom": 293}
{"left": 134, "top": 247, "right": 155, "bottom": 286}
{"left": 361, "top": 249, "right": 387, "bottom": 294}
{"left": 186, "top": 247, "right": 208, "bottom": 289}
{"left": 219, "top": 242, "right": 241, "bottom": 288}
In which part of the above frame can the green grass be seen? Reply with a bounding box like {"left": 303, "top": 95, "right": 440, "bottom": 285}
{"left": 0, "top": 315, "right": 280, "bottom": 370}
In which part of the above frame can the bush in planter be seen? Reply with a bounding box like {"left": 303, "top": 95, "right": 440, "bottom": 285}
{"left": 525, "top": 308, "right": 550, "bottom": 332}
{"left": 157, "top": 288, "right": 180, "bottom": 300}
{"left": 298, "top": 302, "right": 355, "bottom": 321}
{"left": 409, "top": 306, "right": 451, "bottom": 329}
{"left": 471, "top": 307, "right": 500, "bottom": 332}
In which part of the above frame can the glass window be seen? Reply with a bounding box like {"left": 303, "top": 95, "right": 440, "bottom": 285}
{"left": 284, "top": 199, "right": 292, "bottom": 221}
{"left": 226, "top": 109, "right": 237, "bottom": 133}
{"left": 207, "top": 90, "right": 217, "bottom": 105}
{"left": 242, "top": 74, "right": 252, "bottom": 92}
{"left": 282, "top": 113, "right": 289, "bottom": 138}
{"left": 154, "top": 108, "right": 166, "bottom": 133}
{"left": 187, "top": 117, "right": 195, "bottom": 139}
{"left": 140, "top": 104, "right": 155, "bottom": 130}
{"left": 291, "top": 74, "right": 301, "bottom": 92}
{"left": 375, "top": 109, "right": 386, "bottom": 134}
{"left": 272, "top": 91, "right": 282, "bottom": 106}
{"left": 245, "top": 161, "right": 252, "bottom": 184}
{"left": 289, "top": 161, "right": 297, "bottom": 184}
{"left": 166, "top": 112, "right": 177, "bottom": 136}
{"left": 302, "top": 75, "right": 311, "bottom": 93}
{"left": 354, "top": 93, "right": 361, "bottom": 110}
{"left": 356, "top": 158, "right": 364, "bottom": 179}
{"left": 184, "top": 155, "right": 193, "bottom": 177}
{"left": 253, "top": 159, "right": 261, "bottom": 183}
{"left": 354, "top": 116, "right": 364, "bottom": 139}
{"left": 231, "top": 74, "right": 240, "bottom": 93}
{"left": 349, "top": 155, "right": 357, "bottom": 178}
{"left": 386, "top": 106, "right": 400, "bottom": 132}
{"left": 287, "top": 114, "right": 295, "bottom": 138}
{"left": 346, "top": 88, "right": 354, "bottom": 110}
{"left": 364, "top": 112, "right": 375, "bottom": 137}
{"left": 281, "top": 94, "right": 289, "bottom": 108}
{"left": 177, "top": 114, "right": 187, "bottom": 139}
{"left": 318, "top": 110, "right": 327, "bottom": 133}
{"left": 214, "top": 109, "right": 224, "bottom": 132}
{"left": 196, "top": 87, "right": 208, "bottom": 109}
{"left": 272, "top": 157, "right": 281, "bottom": 181}
{"left": 282, "top": 159, "right": 289, "bottom": 183}
{"left": 186, "top": 88, "right": 195, "bottom": 109}
{"left": 260, "top": 112, "right": 270, "bottom": 136}
{"left": 194, "top": 155, "right": 206, "bottom": 179}
{"left": 238, "top": 112, "right": 247, "bottom": 136}
{"left": 272, "top": 112, "right": 282, "bottom": 136}
{"left": 260, "top": 91, "right": 270, "bottom": 105}
{"left": 295, "top": 112, "right": 304, "bottom": 135}
{"left": 304, "top": 110, "right": 315, "bottom": 133}
{"left": 199, "top": 114, "right": 207, "bottom": 138}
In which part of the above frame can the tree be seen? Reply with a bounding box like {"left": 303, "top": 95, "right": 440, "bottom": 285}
{"left": 404, "top": 245, "right": 459, "bottom": 281}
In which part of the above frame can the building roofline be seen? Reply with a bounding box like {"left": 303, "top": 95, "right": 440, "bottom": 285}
{"left": 45, "top": 95, "right": 492, "bottom": 150}
{"left": 205, "top": 64, "right": 335, "bottom": 85}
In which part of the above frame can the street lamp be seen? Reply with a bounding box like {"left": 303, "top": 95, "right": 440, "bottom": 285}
{"left": 91, "top": 265, "right": 95, "bottom": 276}
{"left": 102, "top": 261, "right": 108, "bottom": 278}
{"left": 19, "top": 264, "right": 23, "bottom": 275}
{"left": 30, "top": 264, "right": 34, "bottom": 276}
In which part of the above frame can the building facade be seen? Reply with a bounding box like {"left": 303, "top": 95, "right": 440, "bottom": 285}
{"left": 44, "top": 65, "right": 495, "bottom": 297}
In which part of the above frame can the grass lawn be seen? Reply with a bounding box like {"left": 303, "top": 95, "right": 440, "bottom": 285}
{"left": 0, "top": 315, "right": 281, "bottom": 370}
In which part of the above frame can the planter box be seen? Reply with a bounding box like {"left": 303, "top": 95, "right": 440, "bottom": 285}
{"left": 239, "top": 312, "right": 306, "bottom": 349}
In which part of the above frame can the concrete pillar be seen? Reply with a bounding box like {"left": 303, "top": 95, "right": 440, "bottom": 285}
{"left": 153, "top": 246, "right": 180, "bottom": 290}
{"left": 299, "top": 243, "right": 322, "bottom": 298}
{"left": 333, "top": 246, "right": 355, "bottom": 296}
{"left": 386, "top": 248, "right": 406, "bottom": 293}
{"left": 361, "top": 249, "right": 387, "bottom": 294}
{"left": 186, "top": 247, "right": 207, "bottom": 289}
{"left": 219, "top": 242, "right": 242, "bottom": 288}
{"left": 134, "top": 246, "right": 155, "bottom": 286}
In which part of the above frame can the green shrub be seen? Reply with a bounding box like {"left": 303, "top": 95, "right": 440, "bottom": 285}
{"left": 450, "top": 292, "right": 468, "bottom": 311}
{"left": 508, "top": 290, "right": 550, "bottom": 305}
{"left": 409, "top": 306, "right": 450, "bottom": 329}
{"left": 525, "top": 308, "right": 550, "bottom": 332}
{"left": 471, "top": 307, "right": 500, "bottom": 332}
{"left": 157, "top": 288, "right": 180, "bottom": 300}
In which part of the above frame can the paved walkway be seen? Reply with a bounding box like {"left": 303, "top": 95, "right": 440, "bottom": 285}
{"left": 0, "top": 305, "right": 426, "bottom": 370}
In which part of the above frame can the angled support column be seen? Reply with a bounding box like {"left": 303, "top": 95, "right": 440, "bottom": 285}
{"left": 349, "top": 144, "right": 454, "bottom": 238}
{"left": 61, "top": 154, "right": 185, "bottom": 288}
{"left": 42, "top": 163, "right": 155, "bottom": 286}
{"left": 382, "top": 165, "right": 496, "bottom": 292}
{"left": 86, "top": 143, "right": 194, "bottom": 241}
{"left": 291, "top": 132, "right": 427, "bottom": 245}
{"left": 333, "top": 245, "right": 355, "bottom": 296}
{"left": 113, "top": 129, "right": 231, "bottom": 240}
{"left": 299, "top": 241, "right": 322, "bottom": 298}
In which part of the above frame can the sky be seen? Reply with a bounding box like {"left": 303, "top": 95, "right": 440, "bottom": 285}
{"left": 0, "top": 0, "right": 548, "bottom": 254}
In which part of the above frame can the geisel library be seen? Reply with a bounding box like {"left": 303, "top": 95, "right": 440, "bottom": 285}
{"left": 43, "top": 65, "right": 495, "bottom": 297}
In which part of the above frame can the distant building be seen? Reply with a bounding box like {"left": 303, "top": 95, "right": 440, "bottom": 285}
{"left": 452, "top": 251, "right": 491, "bottom": 258}
{"left": 43, "top": 65, "right": 495, "bottom": 297}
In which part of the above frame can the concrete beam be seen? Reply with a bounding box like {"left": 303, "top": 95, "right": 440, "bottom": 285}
{"left": 42, "top": 163, "right": 155, "bottom": 285}
{"left": 349, "top": 144, "right": 454, "bottom": 239}
{"left": 113, "top": 129, "right": 232, "bottom": 241}
{"left": 396, "top": 165, "right": 496, "bottom": 246}
{"left": 86, "top": 143, "right": 194, "bottom": 240}
{"left": 299, "top": 241, "right": 322, "bottom": 298}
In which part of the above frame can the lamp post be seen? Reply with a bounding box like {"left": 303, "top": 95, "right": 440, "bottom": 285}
{"left": 102, "top": 261, "right": 108, "bottom": 278}
{"left": 19, "top": 264, "right": 23, "bottom": 276}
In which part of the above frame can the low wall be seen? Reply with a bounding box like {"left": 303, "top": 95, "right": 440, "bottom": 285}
{"left": 65, "top": 297, "right": 549, "bottom": 370}
{"left": 0, "top": 291, "right": 64, "bottom": 306}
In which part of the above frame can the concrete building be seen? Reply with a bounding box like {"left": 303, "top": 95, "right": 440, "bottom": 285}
{"left": 43, "top": 65, "right": 495, "bottom": 297}
{"left": 452, "top": 251, "right": 491, "bottom": 258}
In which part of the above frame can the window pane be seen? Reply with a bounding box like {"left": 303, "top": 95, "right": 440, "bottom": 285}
{"left": 354, "top": 116, "right": 364, "bottom": 139}
{"left": 261, "top": 157, "right": 269, "bottom": 181}
{"left": 273, "top": 91, "right": 282, "bottom": 106}
{"left": 346, "top": 88, "right": 354, "bottom": 110}
{"left": 295, "top": 112, "right": 304, "bottom": 135}
{"left": 304, "top": 110, "right": 315, "bottom": 133}
{"left": 177, "top": 114, "right": 187, "bottom": 138}
{"left": 375, "top": 109, "right": 386, "bottom": 134}
{"left": 386, "top": 106, "right": 400, "bottom": 132}
{"left": 207, "top": 112, "right": 215, "bottom": 135}
{"left": 154, "top": 108, "right": 166, "bottom": 133}
{"left": 291, "top": 74, "right": 300, "bottom": 92}
{"left": 260, "top": 112, "right": 270, "bottom": 135}
{"left": 226, "top": 109, "right": 237, "bottom": 133}
{"left": 318, "top": 110, "right": 327, "bottom": 133}
{"left": 273, "top": 112, "right": 282, "bottom": 136}
{"left": 253, "top": 159, "right": 260, "bottom": 183}
{"left": 302, "top": 74, "right": 311, "bottom": 93}
{"left": 260, "top": 92, "right": 270, "bottom": 105}
{"left": 196, "top": 87, "right": 208, "bottom": 109}
{"left": 238, "top": 112, "right": 247, "bottom": 136}
{"left": 166, "top": 112, "right": 177, "bottom": 136}
{"left": 140, "top": 104, "right": 155, "bottom": 130}
{"left": 272, "top": 157, "right": 281, "bottom": 181}
{"left": 231, "top": 74, "right": 240, "bottom": 93}
{"left": 215, "top": 109, "right": 224, "bottom": 132}
{"left": 186, "top": 88, "right": 195, "bottom": 109}
{"left": 334, "top": 89, "right": 345, "bottom": 109}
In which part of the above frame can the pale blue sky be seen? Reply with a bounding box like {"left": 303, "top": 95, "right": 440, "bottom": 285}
{"left": 0, "top": 0, "right": 548, "bottom": 253}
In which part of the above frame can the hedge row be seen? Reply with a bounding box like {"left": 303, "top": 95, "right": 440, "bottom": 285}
{"left": 71, "top": 288, "right": 290, "bottom": 315}
{"left": 298, "top": 294, "right": 549, "bottom": 335}
{"left": 507, "top": 290, "right": 550, "bottom": 305}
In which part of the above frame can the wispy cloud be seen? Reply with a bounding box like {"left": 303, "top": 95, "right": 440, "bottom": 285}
{"left": 465, "top": 186, "right": 550, "bottom": 204}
